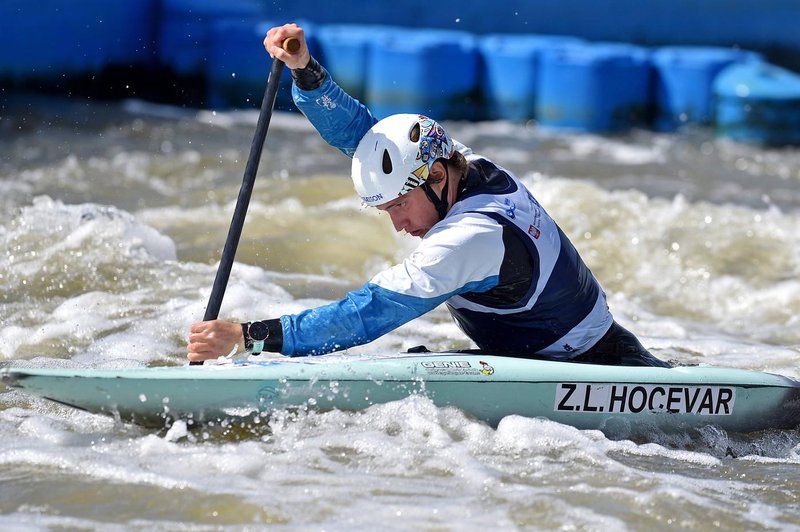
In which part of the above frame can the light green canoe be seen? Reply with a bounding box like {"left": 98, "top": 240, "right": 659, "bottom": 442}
{"left": 3, "top": 353, "right": 799, "bottom": 434}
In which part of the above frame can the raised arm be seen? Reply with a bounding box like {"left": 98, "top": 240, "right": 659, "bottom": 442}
{"left": 264, "top": 23, "right": 378, "bottom": 157}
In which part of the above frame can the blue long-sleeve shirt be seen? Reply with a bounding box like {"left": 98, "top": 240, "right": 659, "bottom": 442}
{"left": 292, "top": 75, "right": 377, "bottom": 157}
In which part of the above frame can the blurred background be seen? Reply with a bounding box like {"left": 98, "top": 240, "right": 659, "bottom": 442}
{"left": 3, "top": 0, "right": 800, "bottom": 143}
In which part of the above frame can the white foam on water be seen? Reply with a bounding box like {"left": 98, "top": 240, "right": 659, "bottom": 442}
{"left": 552, "top": 133, "right": 670, "bottom": 165}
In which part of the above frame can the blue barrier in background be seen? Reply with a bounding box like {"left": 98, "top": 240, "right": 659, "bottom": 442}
{"left": 3, "top": 0, "right": 799, "bottom": 144}
{"left": 205, "top": 19, "right": 315, "bottom": 111}
{"left": 714, "top": 62, "right": 800, "bottom": 146}
{"left": 158, "top": 0, "right": 264, "bottom": 76}
{"left": 365, "top": 29, "right": 480, "bottom": 120}
{"left": 0, "top": 0, "right": 156, "bottom": 81}
{"left": 536, "top": 43, "right": 652, "bottom": 132}
{"left": 479, "top": 34, "right": 584, "bottom": 121}
{"left": 314, "top": 25, "right": 397, "bottom": 104}
{"left": 652, "top": 47, "right": 763, "bottom": 131}
{"left": 207, "top": 20, "right": 278, "bottom": 109}
{"left": 262, "top": 0, "right": 800, "bottom": 74}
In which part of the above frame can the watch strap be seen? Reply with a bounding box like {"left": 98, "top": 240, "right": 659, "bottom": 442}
{"left": 241, "top": 323, "right": 252, "bottom": 350}
{"left": 251, "top": 339, "right": 265, "bottom": 355}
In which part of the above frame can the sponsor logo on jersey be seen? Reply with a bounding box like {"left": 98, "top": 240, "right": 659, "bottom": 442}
{"left": 554, "top": 383, "right": 736, "bottom": 415}
{"left": 316, "top": 95, "right": 337, "bottom": 110}
{"left": 503, "top": 198, "right": 516, "bottom": 219}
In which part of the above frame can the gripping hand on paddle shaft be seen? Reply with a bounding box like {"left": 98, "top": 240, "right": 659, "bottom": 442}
{"left": 187, "top": 320, "right": 244, "bottom": 362}
{"left": 264, "top": 23, "right": 310, "bottom": 70}
{"left": 188, "top": 29, "right": 303, "bottom": 365}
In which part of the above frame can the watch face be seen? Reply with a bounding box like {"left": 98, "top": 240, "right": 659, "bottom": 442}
{"left": 248, "top": 321, "right": 270, "bottom": 341}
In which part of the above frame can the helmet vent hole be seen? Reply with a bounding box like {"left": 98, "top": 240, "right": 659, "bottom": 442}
{"left": 409, "top": 123, "right": 421, "bottom": 142}
{"left": 382, "top": 149, "right": 393, "bottom": 174}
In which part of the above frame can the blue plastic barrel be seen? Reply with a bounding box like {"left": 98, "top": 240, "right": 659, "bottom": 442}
{"left": 536, "top": 43, "right": 652, "bottom": 132}
{"left": 159, "top": 0, "right": 264, "bottom": 76}
{"left": 315, "top": 25, "right": 400, "bottom": 104}
{"left": 206, "top": 20, "right": 316, "bottom": 110}
{"left": 479, "top": 34, "right": 583, "bottom": 121}
{"left": 365, "top": 29, "right": 480, "bottom": 120}
{"left": 652, "top": 46, "right": 762, "bottom": 131}
{"left": 714, "top": 62, "right": 800, "bottom": 145}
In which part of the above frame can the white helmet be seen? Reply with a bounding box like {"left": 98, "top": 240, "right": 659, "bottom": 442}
{"left": 351, "top": 114, "right": 455, "bottom": 207}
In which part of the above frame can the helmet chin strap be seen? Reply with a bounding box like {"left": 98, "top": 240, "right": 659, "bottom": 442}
{"left": 420, "top": 164, "right": 450, "bottom": 221}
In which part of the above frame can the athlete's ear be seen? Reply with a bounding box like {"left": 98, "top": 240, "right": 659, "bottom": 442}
{"left": 430, "top": 160, "right": 447, "bottom": 183}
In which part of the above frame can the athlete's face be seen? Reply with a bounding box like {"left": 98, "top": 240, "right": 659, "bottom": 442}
{"left": 376, "top": 160, "right": 450, "bottom": 238}
{"left": 377, "top": 186, "right": 439, "bottom": 238}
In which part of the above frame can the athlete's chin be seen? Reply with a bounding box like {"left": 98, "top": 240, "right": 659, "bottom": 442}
{"left": 410, "top": 228, "right": 428, "bottom": 238}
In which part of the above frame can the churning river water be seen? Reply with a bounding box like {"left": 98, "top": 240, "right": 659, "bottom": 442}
{"left": 1, "top": 92, "right": 800, "bottom": 530}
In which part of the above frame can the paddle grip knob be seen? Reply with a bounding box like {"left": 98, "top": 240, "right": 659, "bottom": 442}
{"left": 282, "top": 37, "right": 301, "bottom": 54}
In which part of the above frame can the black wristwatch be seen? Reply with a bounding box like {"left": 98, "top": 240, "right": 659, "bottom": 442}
{"left": 243, "top": 321, "right": 270, "bottom": 355}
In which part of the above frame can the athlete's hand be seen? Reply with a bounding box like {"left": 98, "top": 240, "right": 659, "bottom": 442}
{"left": 187, "top": 320, "right": 244, "bottom": 362}
{"left": 264, "top": 23, "right": 310, "bottom": 70}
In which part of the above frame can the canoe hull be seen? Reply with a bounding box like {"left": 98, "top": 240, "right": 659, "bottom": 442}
{"left": 3, "top": 353, "right": 799, "bottom": 434}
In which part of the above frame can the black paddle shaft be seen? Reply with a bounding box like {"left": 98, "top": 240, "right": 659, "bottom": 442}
{"left": 191, "top": 58, "right": 286, "bottom": 365}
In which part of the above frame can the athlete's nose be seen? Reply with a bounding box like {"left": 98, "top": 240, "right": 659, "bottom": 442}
{"left": 388, "top": 209, "right": 407, "bottom": 233}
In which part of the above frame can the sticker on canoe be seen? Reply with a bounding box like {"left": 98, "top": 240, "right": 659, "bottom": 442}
{"left": 420, "top": 360, "right": 495, "bottom": 376}
{"left": 554, "top": 383, "right": 736, "bottom": 415}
